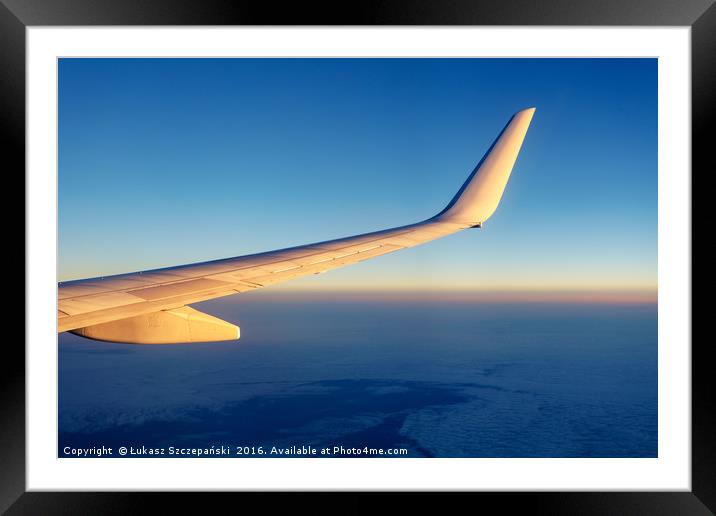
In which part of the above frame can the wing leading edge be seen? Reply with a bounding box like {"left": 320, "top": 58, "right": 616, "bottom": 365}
{"left": 58, "top": 108, "right": 535, "bottom": 343}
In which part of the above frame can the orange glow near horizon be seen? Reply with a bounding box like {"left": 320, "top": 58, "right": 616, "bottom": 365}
{"left": 231, "top": 287, "right": 658, "bottom": 305}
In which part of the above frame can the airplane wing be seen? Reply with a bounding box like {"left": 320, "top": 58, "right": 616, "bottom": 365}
{"left": 58, "top": 107, "right": 536, "bottom": 344}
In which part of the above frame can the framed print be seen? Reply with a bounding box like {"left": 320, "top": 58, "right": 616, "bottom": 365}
{"left": 6, "top": 0, "right": 710, "bottom": 512}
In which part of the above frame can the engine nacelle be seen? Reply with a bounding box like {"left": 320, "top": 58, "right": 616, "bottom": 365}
{"left": 71, "top": 306, "right": 240, "bottom": 344}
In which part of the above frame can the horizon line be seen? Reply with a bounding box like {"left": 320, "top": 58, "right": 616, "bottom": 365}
{"left": 214, "top": 288, "right": 658, "bottom": 305}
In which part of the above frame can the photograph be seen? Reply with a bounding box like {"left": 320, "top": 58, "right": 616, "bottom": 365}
{"left": 57, "top": 57, "right": 657, "bottom": 459}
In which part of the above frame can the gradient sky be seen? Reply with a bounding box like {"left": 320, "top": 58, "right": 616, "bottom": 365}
{"left": 58, "top": 58, "right": 657, "bottom": 298}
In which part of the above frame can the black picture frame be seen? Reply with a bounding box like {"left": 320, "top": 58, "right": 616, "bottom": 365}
{"left": 5, "top": 0, "right": 708, "bottom": 512}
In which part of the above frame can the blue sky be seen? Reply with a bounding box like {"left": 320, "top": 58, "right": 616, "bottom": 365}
{"left": 58, "top": 58, "right": 656, "bottom": 297}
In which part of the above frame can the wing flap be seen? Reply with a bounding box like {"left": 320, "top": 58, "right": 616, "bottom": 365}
{"left": 245, "top": 243, "right": 404, "bottom": 286}
{"left": 128, "top": 278, "right": 234, "bottom": 301}
{"left": 59, "top": 291, "right": 145, "bottom": 316}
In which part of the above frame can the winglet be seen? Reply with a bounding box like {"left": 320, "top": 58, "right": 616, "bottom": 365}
{"left": 434, "top": 107, "right": 535, "bottom": 226}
